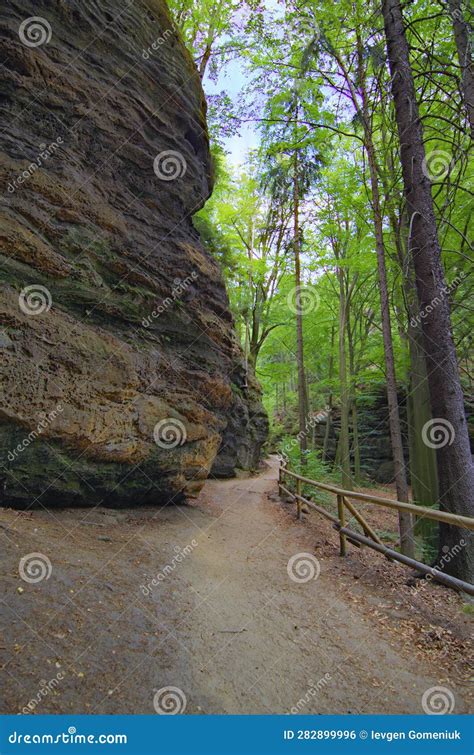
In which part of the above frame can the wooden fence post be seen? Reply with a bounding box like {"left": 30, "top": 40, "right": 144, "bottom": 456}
{"left": 337, "top": 494, "right": 346, "bottom": 556}
{"left": 279, "top": 464, "right": 474, "bottom": 592}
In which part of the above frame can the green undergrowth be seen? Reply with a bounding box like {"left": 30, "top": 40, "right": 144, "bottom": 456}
{"left": 279, "top": 438, "right": 340, "bottom": 511}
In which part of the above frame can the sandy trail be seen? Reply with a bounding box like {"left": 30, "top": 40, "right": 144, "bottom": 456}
{"left": 0, "top": 458, "right": 469, "bottom": 714}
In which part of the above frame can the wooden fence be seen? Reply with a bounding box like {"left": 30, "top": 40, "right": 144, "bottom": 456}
{"left": 278, "top": 461, "right": 474, "bottom": 596}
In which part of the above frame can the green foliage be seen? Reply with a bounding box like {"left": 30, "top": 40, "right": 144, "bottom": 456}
{"left": 280, "top": 439, "right": 339, "bottom": 505}
{"left": 178, "top": 0, "right": 473, "bottom": 554}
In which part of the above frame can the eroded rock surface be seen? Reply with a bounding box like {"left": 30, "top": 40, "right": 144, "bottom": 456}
{"left": 0, "top": 0, "right": 267, "bottom": 507}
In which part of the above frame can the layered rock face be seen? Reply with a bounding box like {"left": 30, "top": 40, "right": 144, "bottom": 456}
{"left": 0, "top": 0, "right": 267, "bottom": 507}
{"left": 309, "top": 394, "right": 410, "bottom": 484}
{"left": 275, "top": 387, "right": 408, "bottom": 484}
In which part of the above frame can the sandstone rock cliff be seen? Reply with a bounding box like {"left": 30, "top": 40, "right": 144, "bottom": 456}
{"left": 0, "top": 0, "right": 267, "bottom": 507}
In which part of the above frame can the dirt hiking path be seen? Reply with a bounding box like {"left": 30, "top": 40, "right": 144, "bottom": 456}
{"left": 0, "top": 458, "right": 471, "bottom": 714}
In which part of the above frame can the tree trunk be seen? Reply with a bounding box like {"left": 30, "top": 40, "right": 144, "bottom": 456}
{"left": 323, "top": 326, "right": 335, "bottom": 464}
{"left": 293, "top": 149, "right": 308, "bottom": 466}
{"left": 243, "top": 318, "right": 250, "bottom": 390}
{"left": 337, "top": 264, "right": 352, "bottom": 491}
{"left": 198, "top": 43, "right": 212, "bottom": 80}
{"left": 397, "top": 214, "right": 440, "bottom": 558}
{"left": 406, "top": 318, "right": 440, "bottom": 559}
{"left": 357, "top": 38, "right": 414, "bottom": 556}
{"left": 347, "top": 313, "right": 361, "bottom": 485}
{"left": 351, "top": 400, "right": 361, "bottom": 485}
{"left": 382, "top": 0, "right": 474, "bottom": 581}
{"left": 366, "top": 137, "right": 414, "bottom": 557}
{"left": 447, "top": 0, "right": 474, "bottom": 134}
{"left": 378, "top": 147, "right": 439, "bottom": 558}
{"left": 322, "top": 406, "right": 332, "bottom": 464}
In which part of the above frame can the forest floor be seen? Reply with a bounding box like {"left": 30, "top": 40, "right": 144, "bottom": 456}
{"left": 0, "top": 457, "right": 472, "bottom": 715}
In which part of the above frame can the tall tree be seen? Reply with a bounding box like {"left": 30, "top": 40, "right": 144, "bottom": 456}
{"left": 446, "top": 0, "right": 474, "bottom": 134}
{"left": 292, "top": 141, "right": 310, "bottom": 464}
{"left": 354, "top": 28, "right": 414, "bottom": 555}
{"left": 333, "top": 234, "right": 353, "bottom": 491}
{"left": 299, "top": 7, "right": 414, "bottom": 552}
{"left": 382, "top": 0, "right": 474, "bottom": 581}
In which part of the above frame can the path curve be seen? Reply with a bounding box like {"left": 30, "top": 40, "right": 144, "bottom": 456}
{"left": 0, "top": 458, "right": 468, "bottom": 714}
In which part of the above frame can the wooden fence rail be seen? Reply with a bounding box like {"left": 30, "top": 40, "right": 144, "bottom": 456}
{"left": 278, "top": 460, "right": 474, "bottom": 596}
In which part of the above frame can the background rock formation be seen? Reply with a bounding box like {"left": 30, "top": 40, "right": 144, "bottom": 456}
{"left": 0, "top": 0, "right": 267, "bottom": 507}
{"left": 273, "top": 385, "right": 472, "bottom": 485}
